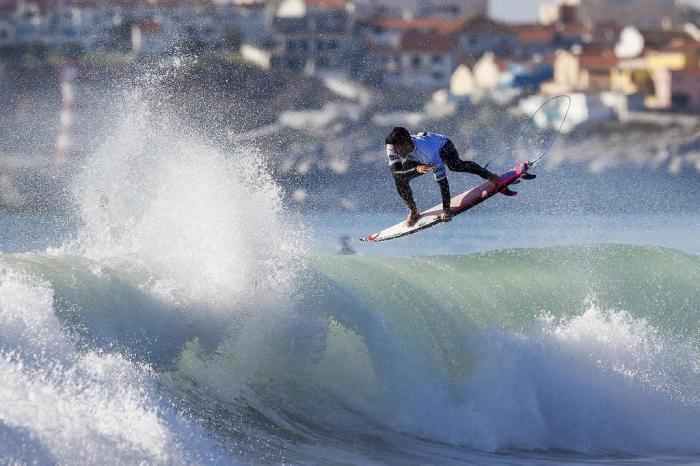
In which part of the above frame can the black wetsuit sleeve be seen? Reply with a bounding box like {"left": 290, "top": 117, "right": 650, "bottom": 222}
{"left": 437, "top": 178, "right": 451, "bottom": 211}
{"left": 389, "top": 161, "right": 417, "bottom": 177}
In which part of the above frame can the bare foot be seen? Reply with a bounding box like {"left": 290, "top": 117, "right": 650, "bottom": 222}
{"left": 406, "top": 209, "right": 420, "bottom": 227}
{"left": 438, "top": 210, "right": 452, "bottom": 222}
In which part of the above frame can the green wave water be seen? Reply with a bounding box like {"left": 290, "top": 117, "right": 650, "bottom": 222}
{"left": 2, "top": 244, "right": 700, "bottom": 463}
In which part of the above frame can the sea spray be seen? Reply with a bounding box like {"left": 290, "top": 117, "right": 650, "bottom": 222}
{"left": 65, "top": 95, "right": 306, "bottom": 305}
{"left": 1, "top": 67, "right": 307, "bottom": 463}
{"left": 0, "top": 268, "right": 227, "bottom": 464}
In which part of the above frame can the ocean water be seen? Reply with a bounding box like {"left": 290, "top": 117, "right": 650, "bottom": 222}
{"left": 1, "top": 97, "right": 700, "bottom": 465}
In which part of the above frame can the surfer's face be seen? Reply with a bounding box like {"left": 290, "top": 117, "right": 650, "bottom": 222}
{"left": 393, "top": 142, "right": 414, "bottom": 157}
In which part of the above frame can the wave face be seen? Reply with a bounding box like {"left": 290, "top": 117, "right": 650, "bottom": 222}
{"left": 2, "top": 86, "right": 700, "bottom": 464}
{"left": 305, "top": 248, "right": 700, "bottom": 454}
{"left": 2, "top": 245, "right": 699, "bottom": 463}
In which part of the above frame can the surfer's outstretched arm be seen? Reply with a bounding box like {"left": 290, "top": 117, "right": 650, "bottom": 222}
{"left": 437, "top": 178, "right": 450, "bottom": 211}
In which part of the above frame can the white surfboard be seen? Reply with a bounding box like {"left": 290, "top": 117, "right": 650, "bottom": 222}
{"left": 361, "top": 162, "right": 532, "bottom": 242}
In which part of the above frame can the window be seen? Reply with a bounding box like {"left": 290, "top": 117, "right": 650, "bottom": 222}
{"left": 432, "top": 54, "right": 443, "bottom": 64}
{"left": 412, "top": 55, "right": 421, "bottom": 69}
{"left": 671, "top": 93, "right": 689, "bottom": 108}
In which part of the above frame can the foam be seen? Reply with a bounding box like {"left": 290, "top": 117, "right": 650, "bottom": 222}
{"left": 0, "top": 270, "right": 229, "bottom": 464}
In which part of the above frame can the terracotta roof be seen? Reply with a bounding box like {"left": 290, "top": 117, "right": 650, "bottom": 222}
{"left": 493, "top": 57, "right": 510, "bottom": 71}
{"left": 555, "top": 22, "right": 586, "bottom": 36}
{"left": 578, "top": 50, "right": 618, "bottom": 71}
{"left": 460, "top": 14, "right": 513, "bottom": 35}
{"left": 366, "top": 16, "right": 467, "bottom": 35}
{"left": 591, "top": 21, "right": 623, "bottom": 34}
{"left": 512, "top": 24, "right": 556, "bottom": 44}
{"left": 365, "top": 14, "right": 513, "bottom": 37}
{"left": 137, "top": 20, "right": 163, "bottom": 34}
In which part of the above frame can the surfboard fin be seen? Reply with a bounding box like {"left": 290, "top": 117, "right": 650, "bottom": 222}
{"left": 499, "top": 187, "right": 518, "bottom": 196}
{"left": 522, "top": 173, "right": 536, "bottom": 180}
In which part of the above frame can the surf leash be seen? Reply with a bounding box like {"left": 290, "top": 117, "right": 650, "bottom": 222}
{"left": 481, "top": 95, "right": 571, "bottom": 170}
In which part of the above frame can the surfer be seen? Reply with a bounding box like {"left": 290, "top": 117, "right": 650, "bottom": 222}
{"left": 386, "top": 127, "right": 499, "bottom": 226}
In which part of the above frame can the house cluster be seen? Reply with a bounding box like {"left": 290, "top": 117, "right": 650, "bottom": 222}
{"left": 0, "top": 0, "right": 267, "bottom": 54}
{"left": 1, "top": 0, "right": 698, "bottom": 116}
{"left": 264, "top": 0, "right": 700, "bottom": 116}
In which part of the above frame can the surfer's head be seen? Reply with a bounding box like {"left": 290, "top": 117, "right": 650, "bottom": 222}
{"left": 386, "top": 127, "right": 414, "bottom": 157}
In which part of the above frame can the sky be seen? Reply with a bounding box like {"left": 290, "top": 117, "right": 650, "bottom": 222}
{"left": 489, "top": 0, "right": 700, "bottom": 22}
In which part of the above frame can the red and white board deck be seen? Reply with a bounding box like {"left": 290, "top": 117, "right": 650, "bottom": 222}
{"left": 361, "top": 162, "right": 532, "bottom": 242}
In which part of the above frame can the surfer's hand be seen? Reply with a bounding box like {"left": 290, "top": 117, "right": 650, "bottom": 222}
{"left": 416, "top": 164, "right": 434, "bottom": 174}
{"left": 438, "top": 210, "right": 452, "bottom": 222}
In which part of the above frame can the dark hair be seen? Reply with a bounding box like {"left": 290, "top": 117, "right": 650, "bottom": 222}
{"left": 385, "top": 127, "right": 412, "bottom": 146}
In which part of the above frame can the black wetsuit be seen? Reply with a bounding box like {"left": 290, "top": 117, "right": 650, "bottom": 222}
{"left": 389, "top": 136, "right": 495, "bottom": 212}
